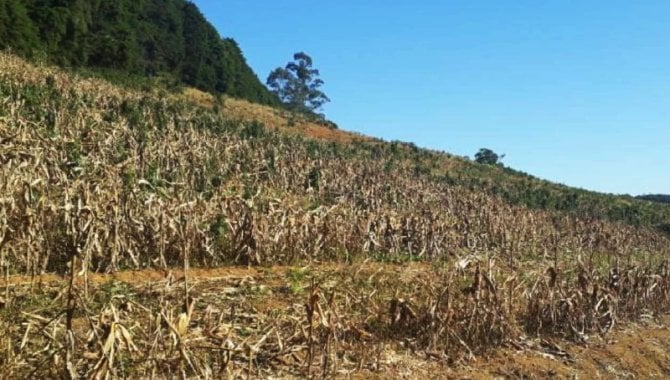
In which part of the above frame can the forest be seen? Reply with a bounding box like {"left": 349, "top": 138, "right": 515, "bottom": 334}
{"left": 0, "top": 0, "right": 278, "bottom": 105}
{"left": 638, "top": 194, "right": 670, "bottom": 204}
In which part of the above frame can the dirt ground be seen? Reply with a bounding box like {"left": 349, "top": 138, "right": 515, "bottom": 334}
{"left": 383, "top": 315, "right": 670, "bottom": 379}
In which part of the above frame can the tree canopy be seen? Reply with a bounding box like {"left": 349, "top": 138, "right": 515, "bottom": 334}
{"left": 475, "top": 148, "right": 504, "bottom": 165}
{"left": 0, "top": 0, "right": 278, "bottom": 105}
{"left": 267, "top": 52, "right": 330, "bottom": 116}
{"left": 637, "top": 194, "right": 670, "bottom": 204}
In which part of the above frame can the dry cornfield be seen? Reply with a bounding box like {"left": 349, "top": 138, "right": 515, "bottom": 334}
{"left": 0, "top": 53, "right": 669, "bottom": 378}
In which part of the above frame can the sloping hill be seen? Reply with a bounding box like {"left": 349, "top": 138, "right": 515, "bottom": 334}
{"left": 3, "top": 0, "right": 669, "bottom": 234}
{"left": 0, "top": 0, "right": 277, "bottom": 105}
{"left": 1, "top": 51, "right": 668, "bottom": 271}
{"left": 183, "top": 85, "right": 670, "bottom": 236}
{"left": 1, "top": 53, "right": 670, "bottom": 378}
{"left": 181, "top": 87, "right": 368, "bottom": 144}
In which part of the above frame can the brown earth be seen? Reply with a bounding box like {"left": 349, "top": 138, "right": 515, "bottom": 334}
{"left": 346, "top": 315, "right": 670, "bottom": 379}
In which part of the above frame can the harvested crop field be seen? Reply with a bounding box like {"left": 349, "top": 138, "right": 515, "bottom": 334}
{"left": 1, "top": 54, "right": 670, "bottom": 378}
{"left": 1, "top": 263, "right": 669, "bottom": 378}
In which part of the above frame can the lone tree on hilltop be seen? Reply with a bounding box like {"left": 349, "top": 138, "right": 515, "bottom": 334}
{"left": 267, "top": 52, "right": 330, "bottom": 116}
{"left": 475, "top": 148, "right": 504, "bottom": 165}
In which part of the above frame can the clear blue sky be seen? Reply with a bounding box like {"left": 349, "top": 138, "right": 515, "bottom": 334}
{"left": 193, "top": 0, "right": 669, "bottom": 196}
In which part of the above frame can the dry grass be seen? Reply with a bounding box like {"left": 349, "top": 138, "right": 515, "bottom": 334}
{"left": 183, "top": 87, "right": 369, "bottom": 144}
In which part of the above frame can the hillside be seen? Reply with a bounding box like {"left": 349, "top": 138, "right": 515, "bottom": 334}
{"left": 0, "top": 55, "right": 669, "bottom": 378}
{"left": 0, "top": 0, "right": 277, "bottom": 105}
{"left": 183, "top": 84, "right": 670, "bottom": 237}
{"left": 3, "top": 0, "right": 668, "bottom": 234}
{"left": 1, "top": 53, "right": 669, "bottom": 270}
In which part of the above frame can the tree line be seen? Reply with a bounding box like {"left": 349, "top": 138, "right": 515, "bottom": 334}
{"left": 0, "top": 0, "right": 278, "bottom": 105}
{"left": 638, "top": 194, "right": 670, "bottom": 204}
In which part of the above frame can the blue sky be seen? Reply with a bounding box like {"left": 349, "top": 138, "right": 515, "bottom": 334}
{"left": 193, "top": 0, "right": 670, "bottom": 195}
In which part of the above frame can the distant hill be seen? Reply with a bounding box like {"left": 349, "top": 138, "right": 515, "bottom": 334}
{"left": 0, "top": 0, "right": 278, "bottom": 105}
{"left": 638, "top": 194, "right": 670, "bottom": 204}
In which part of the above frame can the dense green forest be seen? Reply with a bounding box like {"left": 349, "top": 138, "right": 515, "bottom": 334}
{"left": 638, "top": 194, "right": 670, "bottom": 204}
{"left": 0, "top": 0, "right": 278, "bottom": 105}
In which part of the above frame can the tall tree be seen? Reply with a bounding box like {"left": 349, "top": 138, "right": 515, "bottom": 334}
{"left": 0, "top": 0, "right": 40, "bottom": 55}
{"left": 267, "top": 52, "right": 330, "bottom": 115}
{"left": 475, "top": 148, "right": 504, "bottom": 165}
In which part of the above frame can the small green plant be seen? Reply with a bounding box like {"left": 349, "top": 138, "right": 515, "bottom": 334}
{"left": 372, "top": 252, "right": 424, "bottom": 264}
{"left": 114, "top": 140, "right": 130, "bottom": 164}
{"left": 305, "top": 167, "right": 321, "bottom": 190}
{"left": 241, "top": 120, "right": 266, "bottom": 139}
{"left": 286, "top": 267, "right": 311, "bottom": 295}
{"left": 65, "top": 141, "right": 82, "bottom": 165}
{"left": 213, "top": 93, "right": 225, "bottom": 114}
{"left": 94, "top": 281, "right": 136, "bottom": 308}
{"left": 121, "top": 168, "right": 136, "bottom": 189}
